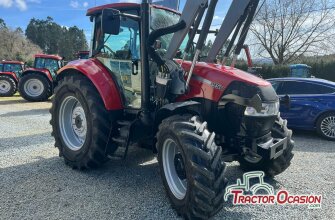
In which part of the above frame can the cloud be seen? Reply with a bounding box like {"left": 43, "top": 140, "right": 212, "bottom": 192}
{"left": 0, "top": 0, "right": 29, "bottom": 10}
{"left": 27, "top": 0, "right": 41, "bottom": 3}
{"left": 15, "top": 0, "right": 27, "bottom": 10}
{"left": 70, "top": 0, "right": 79, "bottom": 8}
{"left": 83, "top": 1, "right": 88, "bottom": 7}
{"left": 0, "top": 0, "right": 14, "bottom": 8}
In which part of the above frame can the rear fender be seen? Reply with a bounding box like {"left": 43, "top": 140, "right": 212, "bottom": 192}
{"left": 56, "top": 59, "right": 123, "bottom": 110}
{"left": 0, "top": 72, "right": 18, "bottom": 83}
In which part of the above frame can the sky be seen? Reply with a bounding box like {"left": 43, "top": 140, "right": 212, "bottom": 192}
{"left": 0, "top": 0, "right": 232, "bottom": 41}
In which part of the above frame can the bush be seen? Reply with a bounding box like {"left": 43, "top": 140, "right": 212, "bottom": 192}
{"left": 236, "top": 61, "right": 335, "bottom": 82}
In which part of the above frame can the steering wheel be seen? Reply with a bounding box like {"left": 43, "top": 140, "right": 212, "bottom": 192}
{"left": 102, "top": 45, "right": 116, "bottom": 57}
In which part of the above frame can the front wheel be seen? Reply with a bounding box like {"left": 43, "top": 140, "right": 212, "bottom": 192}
{"left": 157, "top": 115, "right": 227, "bottom": 219}
{"left": 0, "top": 75, "right": 17, "bottom": 97}
{"left": 19, "top": 73, "right": 52, "bottom": 102}
{"left": 316, "top": 112, "right": 335, "bottom": 141}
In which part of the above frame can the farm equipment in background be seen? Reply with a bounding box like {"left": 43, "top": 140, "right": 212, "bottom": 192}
{"left": 18, "top": 54, "right": 64, "bottom": 102}
{"left": 77, "top": 51, "right": 90, "bottom": 59}
{"left": 289, "top": 64, "right": 312, "bottom": 78}
{"left": 50, "top": 0, "right": 294, "bottom": 219}
{"left": 243, "top": 44, "right": 262, "bottom": 76}
{"left": 0, "top": 61, "right": 25, "bottom": 97}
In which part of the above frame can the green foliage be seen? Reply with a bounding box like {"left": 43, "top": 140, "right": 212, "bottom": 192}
{"left": 25, "top": 17, "right": 88, "bottom": 61}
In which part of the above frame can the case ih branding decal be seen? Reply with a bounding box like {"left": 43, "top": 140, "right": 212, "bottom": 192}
{"left": 224, "top": 171, "right": 322, "bottom": 209}
{"left": 191, "top": 75, "right": 224, "bottom": 91}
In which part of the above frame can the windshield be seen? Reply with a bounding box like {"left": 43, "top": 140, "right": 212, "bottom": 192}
{"left": 150, "top": 7, "right": 188, "bottom": 55}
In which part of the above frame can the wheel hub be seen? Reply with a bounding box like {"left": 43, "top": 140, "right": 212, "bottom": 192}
{"left": 24, "top": 78, "right": 44, "bottom": 97}
{"left": 162, "top": 138, "right": 187, "bottom": 200}
{"left": 174, "top": 153, "right": 186, "bottom": 180}
{"left": 59, "top": 96, "right": 87, "bottom": 151}
{"left": 321, "top": 116, "right": 335, "bottom": 138}
{"left": 0, "top": 80, "right": 11, "bottom": 93}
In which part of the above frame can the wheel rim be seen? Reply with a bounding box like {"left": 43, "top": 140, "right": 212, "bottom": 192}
{"left": 320, "top": 116, "right": 335, "bottom": 138}
{"left": 162, "top": 138, "right": 187, "bottom": 200}
{"left": 0, "top": 80, "right": 11, "bottom": 93}
{"left": 59, "top": 96, "right": 87, "bottom": 151}
{"left": 24, "top": 78, "right": 44, "bottom": 97}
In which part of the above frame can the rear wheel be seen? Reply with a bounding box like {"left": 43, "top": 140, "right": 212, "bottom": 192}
{"left": 239, "top": 117, "right": 294, "bottom": 177}
{"left": 0, "top": 75, "right": 16, "bottom": 97}
{"left": 157, "top": 115, "right": 227, "bottom": 219}
{"left": 316, "top": 112, "right": 335, "bottom": 141}
{"left": 50, "top": 74, "right": 118, "bottom": 169}
{"left": 19, "top": 73, "right": 52, "bottom": 101}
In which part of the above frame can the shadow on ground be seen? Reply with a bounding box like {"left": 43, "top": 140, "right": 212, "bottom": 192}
{"left": 0, "top": 108, "right": 50, "bottom": 117}
{"left": 0, "top": 146, "right": 258, "bottom": 219}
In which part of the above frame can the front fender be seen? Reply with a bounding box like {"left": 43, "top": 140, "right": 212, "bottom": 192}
{"left": 57, "top": 59, "right": 123, "bottom": 110}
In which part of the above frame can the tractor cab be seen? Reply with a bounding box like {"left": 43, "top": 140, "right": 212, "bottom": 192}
{"left": 33, "top": 54, "right": 64, "bottom": 79}
{"left": 88, "top": 4, "right": 187, "bottom": 108}
{"left": 289, "top": 64, "right": 312, "bottom": 78}
{"left": 0, "top": 61, "right": 25, "bottom": 78}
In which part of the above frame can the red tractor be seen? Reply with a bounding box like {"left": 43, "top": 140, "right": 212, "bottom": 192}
{"left": 77, "top": 51, "right": 90, "bottom": 59}
{"left": 18, "top": 54, "right": 64, "bottom": 102}
{"left": 50, "top": 1, "right": 294, "bottom": 219}
{"left": 0, "top": 60, "right": 25, "bottom": 97}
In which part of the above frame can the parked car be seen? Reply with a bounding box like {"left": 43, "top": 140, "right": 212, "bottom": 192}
{"left": 268, "top": 78, "right": 335, "bottom": 140}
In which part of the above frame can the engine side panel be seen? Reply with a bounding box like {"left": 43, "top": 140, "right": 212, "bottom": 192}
{"left": 177, "top": 61, "right": 272, "bottom": 102}
{"left": 57, "top": 59, "right": 123, "bottom": 110}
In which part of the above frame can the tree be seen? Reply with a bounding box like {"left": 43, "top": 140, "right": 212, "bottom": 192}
{"left": 26, "top": 17, "right": 88, "bottom": 60}
{"left": 0, "top": 19, "right": 42, "bottom": 63}
{"left": 251, "top": 0, "right": 335, "bottom": 65}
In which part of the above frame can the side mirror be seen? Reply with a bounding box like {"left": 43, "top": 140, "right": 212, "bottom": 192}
{"left": 102, "top": 8, "right": 121, "bottom": 35}
{"left": 280, "top": 95, "right": 291, "bottom": 109}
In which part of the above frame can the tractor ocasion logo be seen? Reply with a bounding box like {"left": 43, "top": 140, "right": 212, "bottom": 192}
{"left": 224, "top": 171, "right": 322, "bottom": 209}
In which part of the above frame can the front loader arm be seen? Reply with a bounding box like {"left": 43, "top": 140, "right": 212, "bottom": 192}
{"left": 164, "top": 0, "right": 208, "bottom": 60}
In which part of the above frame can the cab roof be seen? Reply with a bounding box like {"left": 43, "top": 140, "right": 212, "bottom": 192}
{"left": 35, "top": 54, "right": 63, "bottom": 61}
{"left": 86, "top": 3, "right": 179, "bottom": 16}
{"left": 1, "top": 60, "right": 24, "bottom": 65}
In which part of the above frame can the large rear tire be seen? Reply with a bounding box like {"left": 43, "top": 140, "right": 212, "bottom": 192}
{"left": 50, "top": 74, "right": 118, "bottom": 169}
{"left": 19, "top": 73, "right": 52, "bottom": 102}
{"left": 0, "top": 75, "right": 16, "bottom": 97}
{"left": 157, "top": 115, "right": 227, "bottom": 219}
{"left": 239, "top": 117, "right": 294, "bottom": 177}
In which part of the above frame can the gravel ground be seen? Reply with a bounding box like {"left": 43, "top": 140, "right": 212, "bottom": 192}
{"left": 0, "top": 95, "right": 334, "bottom": 220}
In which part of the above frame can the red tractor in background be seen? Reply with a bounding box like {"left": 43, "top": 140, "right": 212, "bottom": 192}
{"left": 77, "top": 51, "right": 90, "bottom": 59}
{"left": 50, "top": 1, "right": 294, "bottom": 219}
{"left": 19, "top": 54, "right": 64, "bottom": 102}
{"left": 0, "top": 60, "right": 25, "bottom": 97}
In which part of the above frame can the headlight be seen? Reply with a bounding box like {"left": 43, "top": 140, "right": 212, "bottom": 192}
{"left": 244, "top": 102, "right": 279, "bottom": 116}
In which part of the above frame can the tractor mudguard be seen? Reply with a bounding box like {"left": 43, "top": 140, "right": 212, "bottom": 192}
{"left": 22, "top": 68, "right": 53, "bottom": 82}
{"left": 56, "top": 59, "right": 123, "bottom": 110}
{"left": 155, "top": 101, "right": 201, "bottom": 128}
{"left": 0, "top": 72, "right": 19, "bottom": 83}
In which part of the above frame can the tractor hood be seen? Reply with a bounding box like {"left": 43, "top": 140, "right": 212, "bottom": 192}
{"left": 177, "top": 60, "right": 277, "bottom": 103}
